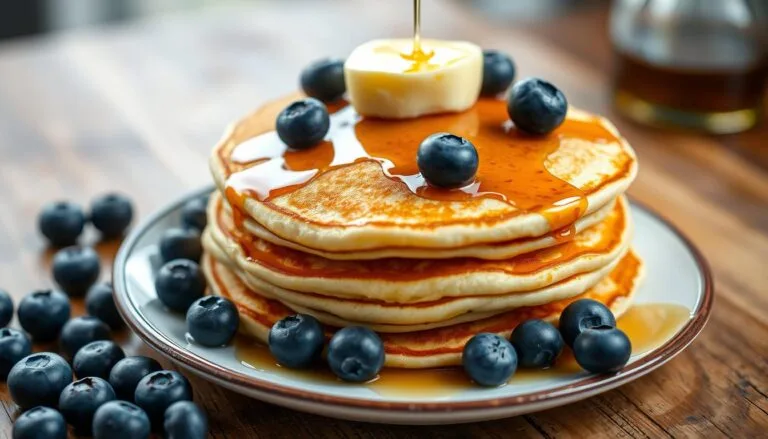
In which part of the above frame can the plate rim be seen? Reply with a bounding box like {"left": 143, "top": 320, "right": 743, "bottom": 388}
{"left": 113, "top": 186, "right": 714, "bottom": 414}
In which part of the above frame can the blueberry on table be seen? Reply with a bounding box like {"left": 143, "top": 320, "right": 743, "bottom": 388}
{"left": 86, "top": 282, "right": 124, "bottom": 330}
{"left": 134, "top": 370, "right": 193, "bottom": 429}
{"left": 510, "top": 319, "right": 564, "bottom": 369}
{"left": 462, "top": 333, "right": 517, "bottom": 387}
{"left": 8, "top": 352, "right": 72, "bottom": 409}
{"left": 163, "top": 401, "right": 208, "bottom": 439}
{"left": 12, "top": 406, "right": 67, "bottom": 439}
{"left": 276, "top": 98, "right": 331, "bottom": 150}
{"left": 417, "top": 133, "right": 479, "bottom": 189}
{"left": 481, "top": 49, "right": 516, "bottom": 96}
{"left": 159, "top": 227, "right": 203, "bottom": 263}
{"left": 52, "top": 246, "right": 101, "bottom": 297}
{"left": 186, "top": 296, "right": 240, "bottom": 347}
{"left": 181, "top": 198, "right": 208, "bottom": 231}
{"left": 0, "top": 328, "right": 32, "bottom": 380}
{"left": 573, "top": 326, "right": 632, "bottom": 373}
{"left": 90, "top": 193, "right": 134, "bottom": 239}
{"left": 58, "top": 377, "right": 116, "bottom": 435}
{"left": 558, "top": 298, "right": 617, "bottom": 347}
{"left": 155, "top": 259, "right": 206, "bottom": 313}
{"left": 92, "top": 400, "right": 151, "bottom": 439}
{"left": 38, "top": 201, "right": 86, "bottom": 247}
{"left": 17, "top": 290, "right": 71, "bottom": 342}
{"left": 0, "top": 289, "right": 13, "bottom": 328}
{"left": 108, "top": 356, "right": 162, "bottom": 402}
{"left": 73, "top": 340, "right": 125, "bottom": 379}
{"left": 60, "top": 316, "right": 111, "bottom": 359}
{"left": 327, "top": 326, "right": 385, "bottom": 383}
{"left": 300, "top": 58, "right": 346, "bottom": 103}
{"left": 507, "top": 77, "right": 568, "bottom": 135}
{"left": 268, "top": 314, "right": 324, "bottom": 369}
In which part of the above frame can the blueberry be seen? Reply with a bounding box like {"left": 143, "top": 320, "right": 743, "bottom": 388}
{"left": 462, "top": 333, "right": 517, "bottom": 387}
{"left": 17, "top": 290, "right": 71, "bottom": 342}
{"left": 90, "top": 193, "right": 134, "bottom": 238}
{"left": 163, "top": 401, "right": 208, "bottom": 439}
{"left": 573, "top": 326, "right": 632, "bottom": 373}
{"left": 507, "top": 77, "right": 568, "bottom": 135}
{"left": 327, "top": 326, "right": 384, "bottom": 382}
{"left": 0, "top": 289, "right": 14, "bottom": 328}
{"left": 86, "top": 282, "right": 124, "bottom": 330}
{"left": 52, "top": 246, "right": 101, "bottom": 297}
{"left": 58, "top": 377, "right": 116, "bottom": 435}
{"left": 12, "top": 406, "right": 67, "bottom": 439}
{"left": 510, "top": 319, "right": 564, "bottom": 369}
{"left": 276, "top": 98, "right": 330, "bottom": 150}
{"left": 159, "top": 228, "right": 202, "bottom": 263}
{"left": 268, "top": 314, "right": 324, "bottom": 369}
{"left": 181, "top": 198, "right": 207, "bottom": 231}
{"left": 0, "top": 329, "right": 31, "bottom": 380}
{"left": 73, "top": 340, "right": 125, "bottom": 379}
{"left": 108, "top": 356, "right": 162, "bottom": 401}
{"left": 481, "top": 49, "right": 516, "bottom": 96}
{"left": 186, "top": 296, "right": 239, "bottom": 347}
{"left": 134, "top": 370, "right": 193, "bottom": 429}
{"left": 417, "top": 133, "right": 479, "bottom": 189}
{"left": 92, "top": 400, "right": 151, "bottom": 439}
{"left": 60, "top": 316, "right": 111, "bottom": 359}
{"left": 38, "top": 201, "right": 86, "bottom": 247}
{"left": 155, "top": 259, "right": 206, "bottom": 313}
{"left": 300, "top": 58, "right": 346, "bottom": 103}
{"left": 8, "top": 352, "right": 72, "bottom": 409}
{"left": 559, "top": 298, "right": 617, "bottom": 347}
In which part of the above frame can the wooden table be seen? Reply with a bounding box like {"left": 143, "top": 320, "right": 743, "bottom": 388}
{"left": 0, "top": 1, "right": 766, "bottom": 437}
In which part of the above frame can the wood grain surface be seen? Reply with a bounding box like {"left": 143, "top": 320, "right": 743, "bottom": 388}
{"left": 0, "top": 1, "right": 766, "bottom": 437}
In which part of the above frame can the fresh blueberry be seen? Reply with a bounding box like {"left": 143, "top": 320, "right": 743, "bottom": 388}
{"left": 507, "top": 77, "right": 568, "bottom": 135}
{"left": 108, "top": 356, "right": 162, "bottom": 401}
{"left": 60, "top": 316, "right": 111, "bottom": 359}
{"left": 327, "top": 326, "right": 384, "bottom": 382}
{"left": 186, "top": 296, "right": 239, "bottom": 347}
{"left": 159, "top": 228, "right": 202, "bottom": 263}
{"left": 417, "top": 133, "right": 479, "bottom": 189}
{"left": 0, "top": 328, "right": 32, "bottom": 380}
{"left": 510, "top": 319, "right": 564, "bottom": 369}
{"left": 268, "top": 314, "right": 324, "bottom": 369}
{"left": 73, "top": 340, "right": 125, "bottom": 379}
{"left": 17, "top": 290, "right": 71, "bottom": 342}
{"left": 181, "top": 198, "right": 207, "bottom": 231}
{"left": 276, "top": 98, "right": 330, "bottom": 150}
{"left": 462, "top": 333, "right": 517, "bottom": 387}
{"left": 134, "top": 370, "right": 193, "bottom": 429}
{"left": 300, "top": 58, "right": 346, "bottom": 103}
{"left": 90, "top": 193, "right": 134, "bottom": 239}
{"left": 86, "top": 282, "right": 124, "bottom": 330}
{"left": 573, "top": 326, "right": 632, "bottom": 373}
{"left": 8, "top": 352, "right": 72, "bottom": 409}
{"left": 92, "top": 400, "right": 151, "bottom": 439}
{"left": 0, "top": 289, "right": 14, "bottom": 328}
{"left": 38, "top": 201, "right": 86, "bottom": 247}
{"left": 155, "top": 259, "right": 206, "bottom": 312}
{"left": 163, "top": 401, "right": 208, "bottom": 439}
{"left": 12, "top": 406, "right": 67, "bottom": 439}
{"left": 481, "top": 49, "right": 516, "bottom": 96}
{"left": 52, "top": 246, "right": 101, "bottom": 297}
{"left": 58, "top": 377, "right": 116, "bottom": 435}
{"left": 559, "top": 298, "right": 617, "bottom": 347}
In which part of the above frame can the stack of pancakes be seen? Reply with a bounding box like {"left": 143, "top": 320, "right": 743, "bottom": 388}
{"left": 203, "top": 95, "right": 640, "bottom": 368}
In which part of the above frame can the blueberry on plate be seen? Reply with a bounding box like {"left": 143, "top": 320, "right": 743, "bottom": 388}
{"left": 60, "top": 316, "right": 111, "bottom": 359}
{"left": 181, "top": 198, "right": 207, "bottom": 231}
{"left": 276, "top": 98, "right": 330, "bottom": 150}
{"left": 73, "top": 340, "right": 125, "bottom": 379}
{"left": 327, "top": 326, "right": 384, "bottom": 382}
{"left": 462, "top": 333, "right": 517, "bottom": 387}
{"left": 417, "top": 133, "right": 479, "bottom": 189}
{"left": 163, "top": 401, "right": 208, "bottom": 439}
{"left": 481, "top": 49, "right": 516, "bottom": 96}
{"left": 90, "top": 193, "right": 134, "bottom": 239}
{"left": 108, "top": 356, "right": 162, "bottom": 401}
{"left": 12, "top": 406, "right": 67, "bottom": 439}
{"left": 507, "top": 77, "right": 568, "bottom": 135}
{"left": 52, "top": 246, "right": 101, "bottom": 297}
{"left": 510, "top": 319, "right": 564, "bottom": 369}
{"left": 0, "top": 328, "right": 32, "bottom": 380}
{"left": 8, "top": 352, "right": 72, "bottom": 409}
{"left": 186, "top": 296, "right": 239, "bottom": 347}
{"left": 92, "top": 400, "right": 151, "bottom": 439}
{"left": 159, "top": 228, "right": 203, "bottom": 263}
{"left": 86, "top": 282, "right": 124, "bottom": 330}
{"left": 0, "top": 289, "right": 13, "bottom": 328}
{"left": 300, "top": 58, "right": 346, "bottom": 103}
{"left": 559, "top": 298, "right": 617, "bottom": 347}
{"left": 17, "top": 290, "right": 71, "bottom": 342}
{"left": 155, "top": 259, "right": 206, "bottom": 313}
{"left": 38, "top": 201, "right": 86, "bottom": 247}
{"left": 268, "top": 314, "right": 324, "bottom": 369}
{"left": 134, "top": 370, "right": 193, "bottom": 429}
{"left": 574, "top": 326, "right": 632, "bottom": 374}
{"left": 58, "top": 377, "right": 116, "bottom": 435}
